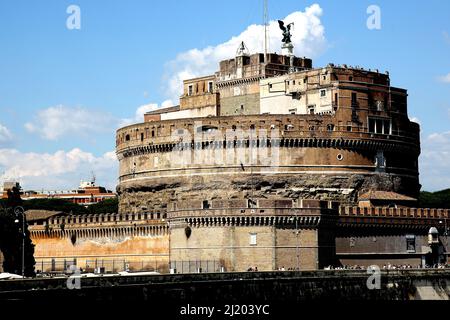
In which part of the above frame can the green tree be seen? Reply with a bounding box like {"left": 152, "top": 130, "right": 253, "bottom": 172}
{"left": 419, "top": 189, "right": 450, "bottom": 209}
{"left": 21, "top": 198, "right": 88, "bottom": 215}
{"left": 88, "top": 198, "right": 118, "bottom": 214}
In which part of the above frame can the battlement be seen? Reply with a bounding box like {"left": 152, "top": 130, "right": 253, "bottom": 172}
{"left": 44, "top": 212, "right": 165, "bottom": 226}
{"left": 29, "top": 212, "right": 168, "bottom": 240}
{"left": 339, "top": 206, "right": 450, "bottom": 219}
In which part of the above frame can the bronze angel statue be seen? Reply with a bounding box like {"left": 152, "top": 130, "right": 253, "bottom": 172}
{"left": 278, "top": 20, "right": 294, "bottom": 44}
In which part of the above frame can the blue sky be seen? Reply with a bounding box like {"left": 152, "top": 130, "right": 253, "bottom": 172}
{"left": 0, "top": 0, "right": 449, "bottom": 191}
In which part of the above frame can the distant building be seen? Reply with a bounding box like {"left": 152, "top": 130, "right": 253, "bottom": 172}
{"left": 2, "top": 180, "right": 116, "bottom": 207}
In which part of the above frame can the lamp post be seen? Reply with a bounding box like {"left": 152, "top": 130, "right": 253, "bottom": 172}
{"left": 14, "top": 206, "right": 26, "bottom": 278}
{"left": 439, "top": 219, "right": 448, "bottom": 261}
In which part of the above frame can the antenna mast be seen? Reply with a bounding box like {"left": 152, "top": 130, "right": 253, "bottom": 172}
{"left": 264, "top": 0, "right": 269, "bottom": 61}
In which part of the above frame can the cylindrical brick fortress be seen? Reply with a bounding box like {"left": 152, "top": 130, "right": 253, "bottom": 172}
{"left": 116, "top": 114, "right": 420, "bottom": 214}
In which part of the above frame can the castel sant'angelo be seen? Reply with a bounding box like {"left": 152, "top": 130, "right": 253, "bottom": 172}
{"left": 22, "top": 21, "right": 448, "bottom": 274}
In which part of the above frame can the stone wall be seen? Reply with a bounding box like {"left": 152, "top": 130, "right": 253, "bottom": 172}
{"left": 29, "top": 213, "right": 170, "bottom": 273}
{"left": 168, "top": 202, "right": 336, "bottom": 271}
{"left": 32, "top": 235, "right": 169, "bottom": 273}
{"left": 2, "top": 270, "right": 449, "bottom": 302}
{"left": 219, "top": 93, "right": 260, "bottom": 116}
{"left": 116, "top": 113, "right": 420, "bottom": 214}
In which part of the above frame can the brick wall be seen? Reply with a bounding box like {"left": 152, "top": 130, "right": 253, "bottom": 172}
{"left": 170, "top": 225, "right": 323, "bottom": 272}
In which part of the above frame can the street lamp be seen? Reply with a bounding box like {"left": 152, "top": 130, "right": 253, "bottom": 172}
{"left": 14, "top": 206, "right": 26, "bottom": 278}
{"left": 439, "top": 219, "right": 448, "bottom": 236}
{"left": 438, "top": 219, "right": 449, "bottom": 265}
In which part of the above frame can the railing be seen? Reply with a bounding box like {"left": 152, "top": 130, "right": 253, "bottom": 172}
{"left": 169, "top": 260, "right": 225, "bottom": 274}
{"left": 35, "top": 257, "right": 168, "bottom": 274}
{"left": 116, "top": 114, "right": 420, "bottom": 152}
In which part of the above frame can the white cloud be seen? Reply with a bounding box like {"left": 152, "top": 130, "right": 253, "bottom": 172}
{"left": 0, "top": 148, "right": 118, "bottom": 191}
{"left": 162, "top": 4, "right": 327, "bottom": 101}
{"left": 420, "top": 131, "right": 450, "bottom": 191}
{"left": 0, "top": 123, "right": 13, "bottom": 146}
{"left": 438, "top": 73, "right": 450, "bottom": 83}
{"left": 119, "top": 99, "right": 174, "bottom": 127}
{"left": 25, "top": 105, "right": 116, "bottom": 140}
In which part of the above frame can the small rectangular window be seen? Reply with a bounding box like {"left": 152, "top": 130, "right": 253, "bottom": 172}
{"left": 202, "top": 200, "right": 210, "bottom": 209}
{"left": 250, "top": 233, "right": 257, "bottom": 246}
{"left": 188, "top": 85, "right": 193, "bottom": 96}
{"left": 208, "top": 81, "right": 213, "bottom": 93}
{"left": 375, "top": 119, "right": 383, "bottom": 134}
{"left": 320, "top": 89, "right": 326, "bottom": 97}
{"left": 383, "top": 120, "right": 391, "bottom": 135}
{"left": 369, "top": 119, "right": 375, "bottom": 133}
{"left": 248, "top": 199, "right": 257, "bottom": 208}
{"left": 406, "top": 235, "right": 415, "bottom": 253}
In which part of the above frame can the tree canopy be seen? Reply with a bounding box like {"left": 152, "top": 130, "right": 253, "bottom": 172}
{"left": 0, "top": 197, "right": 119, "bottom": 215}
{"left": 419, "top": 189, "right": 450, "bottom": 209}
{"left": 87, "top": 197, "right": 118, "bottom": 214}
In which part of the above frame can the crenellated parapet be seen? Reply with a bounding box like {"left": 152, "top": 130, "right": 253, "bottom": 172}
{"left": 340, "top": 206, "right": 450, "bottom": 218}
{"left": 338, "top": 206, "right": 450, "bottom": 229}
{"left": 168, "top": 199, "right": 340, "bottom": 229}
{"left": 29, "top": 212, "right": 169, "bottom": 240}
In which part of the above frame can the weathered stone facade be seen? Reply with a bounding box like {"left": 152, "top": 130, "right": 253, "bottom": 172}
{"left": 110, "top": 48, "right": 429, "bottom": 271}
{"left": 168, "top": 199, "right": 338, "bottom": 271}
{"left": 29, "top": 213, "right": 169, "bottom": 273}
{"left": 116, "top": 112, "right": 420, "bottom": 215}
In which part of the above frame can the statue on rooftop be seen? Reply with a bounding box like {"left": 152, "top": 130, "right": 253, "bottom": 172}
{"left": 278, "top": 20, "right": 294, "bottom": 44}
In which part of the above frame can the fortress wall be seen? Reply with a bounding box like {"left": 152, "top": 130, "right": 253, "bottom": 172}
{"left": 29, "top": 215, "right": 170, "bottom": 273}
{"left": 118, "top": 171, "right": 419, "bottom": 214}
{"left": 32, "top": 235, "right": 169, "bottom": 272}
{"left": 116, "top": 115, "right": 420, "bottom": 214}
{"left": 169, "top": 224, "right": 320, "bottom": 272}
